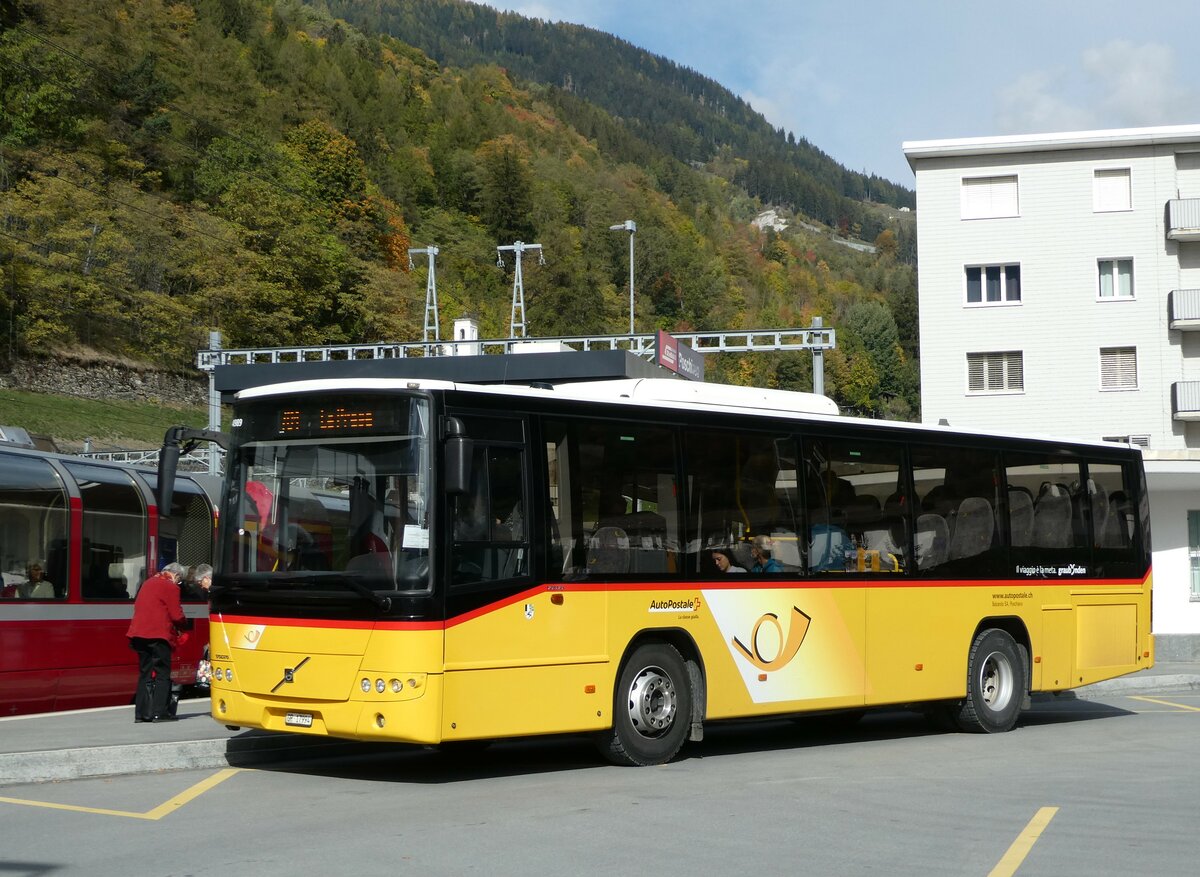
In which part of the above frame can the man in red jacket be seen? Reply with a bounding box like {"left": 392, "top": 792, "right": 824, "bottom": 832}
{"left": 127, "top": 562, "right": 190, "bottom": 723}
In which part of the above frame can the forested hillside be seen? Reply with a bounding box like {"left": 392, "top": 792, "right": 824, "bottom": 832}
{"left": 0, "top": 0, "right": 919, "bottom": 418}
{"left": 319, "top": 0, "right": 915, "bottom": 238}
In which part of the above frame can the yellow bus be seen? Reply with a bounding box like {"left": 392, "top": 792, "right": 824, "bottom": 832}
{"left": 190, "top": 377, "right": 1152, "bottom": 765}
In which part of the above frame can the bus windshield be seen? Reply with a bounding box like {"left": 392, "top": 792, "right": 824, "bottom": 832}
{"left": 223, "top": 395, "right": 432, "bottom": 592}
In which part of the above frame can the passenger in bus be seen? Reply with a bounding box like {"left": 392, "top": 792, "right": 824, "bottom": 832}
{"left": 711, "top": 548, "right": 746, "bottom": 573}
{"left": 22, "top": 562, "right": 54, "bottom": 599}
{"left": 127, "top": 562, "right": 190, "bottom": 723}
{"left": 749, "top": 535, "right": 783, "bottom": 573}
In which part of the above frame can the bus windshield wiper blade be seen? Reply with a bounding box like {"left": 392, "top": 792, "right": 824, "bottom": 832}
{"left": 340, "top": 576, "right": 393, "bottom": 612}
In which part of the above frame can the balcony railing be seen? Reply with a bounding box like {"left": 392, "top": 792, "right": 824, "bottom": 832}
{"left": 1168, "top": 199, "right": 1200, "bottom": 242}
{"left": 1172, "top": 381, "right": 1200, "bottom": 420}
{"left": 1170, "top": 289, "right": 1200, "bottom": 329}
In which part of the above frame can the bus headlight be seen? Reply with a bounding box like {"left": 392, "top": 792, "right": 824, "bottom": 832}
{"left": 361, "top": 678, "right": 371, "bottom": 693}
{"left": 391, "top": 679, "right": 403, "bottom": 693}
{"left": 375, "top": 678, "right": 385, "bottom": 694}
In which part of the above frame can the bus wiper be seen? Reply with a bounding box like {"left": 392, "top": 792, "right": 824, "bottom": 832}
{"left": 340, "top": 576, "right": 393, "bottom": 612}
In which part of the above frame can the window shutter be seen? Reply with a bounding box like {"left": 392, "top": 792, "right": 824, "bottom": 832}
{"left": 1006, "top": 352, "right": 1024, "bottom": 390}
{"left": 961, "top": 176, "right": 1018, "bottom": 219}
{"left": 1094, "top": 169, "right": 1131, "bottom": 212}
{"left": 1100, "top": 347, "right": 1137, "bottom": 389}
{"left": 967, "top": 352, "right": 1022, "bottom": 392}
{"left": 968, "top": 354, "right": 985, "bottom": 391}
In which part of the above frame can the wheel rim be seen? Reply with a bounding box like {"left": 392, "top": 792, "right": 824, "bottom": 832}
{"left": 978, "top": 649, "right": 1014, "bottom": 713}
{"left": 625, "top": 664, "right": 677, "bottom": 739}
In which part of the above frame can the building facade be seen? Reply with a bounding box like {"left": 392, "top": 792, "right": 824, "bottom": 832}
{"left": 903, "top": 124, "right": 1200, "bottom": 658}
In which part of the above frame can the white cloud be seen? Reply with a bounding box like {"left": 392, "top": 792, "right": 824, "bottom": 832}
{"left": 1081, "top": 40, "right": 1192, "bottom": 126}
{"left": 995, "top": 41, "right": 1198, "bottom": 136}
{"left": 995, "top": 70, "right": 1096, "bottom": 134}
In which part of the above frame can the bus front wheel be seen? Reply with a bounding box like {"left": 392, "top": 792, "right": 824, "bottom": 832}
{"left": 599, "top": 643, "right": 692, "bottom": 766}
{"left": 954, "top": 628, "right": 1025, "bottom": 733}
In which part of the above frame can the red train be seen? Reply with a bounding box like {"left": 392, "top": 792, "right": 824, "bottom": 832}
{"left": 0, "top": 443, "right": 217, "bottom": 716}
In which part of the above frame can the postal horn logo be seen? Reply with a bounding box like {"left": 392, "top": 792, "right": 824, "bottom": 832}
{"left": 732, "top": 606, "right": 812, "bottom": 672}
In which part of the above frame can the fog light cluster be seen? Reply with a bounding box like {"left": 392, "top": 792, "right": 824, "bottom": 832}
{"left": 359, "top": 676, "right": 421, "bottom": 697}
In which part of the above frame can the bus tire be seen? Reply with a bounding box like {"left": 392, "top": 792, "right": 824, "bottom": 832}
{"left": 599, "top": 643, "right": 692, "bottom": 766}
{"left": 954, "top": 628, "right": 1025, "bottom": 733}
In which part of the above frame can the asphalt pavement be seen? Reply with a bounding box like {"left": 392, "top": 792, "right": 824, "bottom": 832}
{"left": 2, "top": 662, "right": 1198, "bottom": 786}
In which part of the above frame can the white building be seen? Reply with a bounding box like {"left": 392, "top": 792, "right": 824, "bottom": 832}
{"left": 903, "top": 124, "right": 1200, "bottom": 659}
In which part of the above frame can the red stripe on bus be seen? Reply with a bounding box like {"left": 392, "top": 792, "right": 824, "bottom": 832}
{"left": 216, "top": 613, "right": 444, "bottom": 631}
{"left": 216, "top": 570, "right": 1150, "bottom": 632}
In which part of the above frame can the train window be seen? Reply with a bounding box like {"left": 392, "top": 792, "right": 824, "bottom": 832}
{"left": 0, "top": 453, "right": 68, "bottom": 600}
{"left": 63, "top": 462, "right": 147, "bottom": 601}
{"left": 161, "top": 479, "right": 215, "bottom": 585}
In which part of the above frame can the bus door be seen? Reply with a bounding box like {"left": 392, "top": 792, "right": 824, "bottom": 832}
{"left": 441, "top": 413, "right": 606, "bottom": 740}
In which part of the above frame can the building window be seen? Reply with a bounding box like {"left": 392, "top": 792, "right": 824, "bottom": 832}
{"left": 965, "top": 264, "right": 1021, "bottom": 305}
{"left": 1190, "top": 511, "right": 1200, "bottom": 600}
{"left": 967, "top": 351, "right": 1023, "bottom": 393}
{"left": 1094, "top": 168, "right": 1132, "bottom": 212}
{"left": 961, "top": 175, "right": 1018, "bottom": 220}
{"left": 1100, "top": 347, "right": 1137, "bottom": 391}
{"left": 1098, "top": 258, "right": 1133, "bottom": 299}
{"left": 1102, "top": 434, "right": 1150, "bottom": 449}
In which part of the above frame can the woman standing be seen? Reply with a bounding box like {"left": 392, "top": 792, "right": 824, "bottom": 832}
{"left": 127, "top": 562, "right": 190, "bottom": 723}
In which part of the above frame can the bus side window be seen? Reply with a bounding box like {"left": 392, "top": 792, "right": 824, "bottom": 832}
{"left": 545, "top": 419, "right": 679, "bottom": 581}
{"left": 802, "top": 437, "right": 907, "bottom": 575}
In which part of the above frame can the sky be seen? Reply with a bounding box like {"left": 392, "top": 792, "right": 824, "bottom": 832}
{"left": 483, "top": 0, "right": 1200, "bottom": 188}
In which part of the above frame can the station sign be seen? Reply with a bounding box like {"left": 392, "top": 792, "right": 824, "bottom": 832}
{"left": 656, "top": 330, "right": 705, "bottom": 382}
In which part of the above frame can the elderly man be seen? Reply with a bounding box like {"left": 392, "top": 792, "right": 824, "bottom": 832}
{"left": 127, "top": 562, "right": 190, "bottom": 723}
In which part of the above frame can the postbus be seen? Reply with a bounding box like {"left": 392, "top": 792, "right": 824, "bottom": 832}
{"left": 0, "top": 444, "right": 217, "bottom": 716}
{"left": 193, "top": 376, "right": 1152, "bottom": 765}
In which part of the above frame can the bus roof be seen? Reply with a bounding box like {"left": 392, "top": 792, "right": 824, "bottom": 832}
{"left": 234, "top": 377, "right": 1139, "bottom": 455}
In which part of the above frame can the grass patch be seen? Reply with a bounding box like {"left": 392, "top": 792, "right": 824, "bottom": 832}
{"left": 0, "top": 388, "right": 210, "bottom": 451}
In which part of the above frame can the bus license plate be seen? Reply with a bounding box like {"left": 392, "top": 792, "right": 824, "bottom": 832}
{"left": 285, "top": 712, "right": 313, "bottom": 727}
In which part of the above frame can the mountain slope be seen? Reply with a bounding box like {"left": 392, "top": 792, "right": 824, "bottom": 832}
{"left": 0, "top": 0, "right": 918, "bottom": 418}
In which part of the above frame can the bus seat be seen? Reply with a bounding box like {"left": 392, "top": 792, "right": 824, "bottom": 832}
{"left": 769, "top": 530, "right": 802, "bottom": 568}
{"left": 1033, "top": 486, "right": 1072, "bottom": 548}
{"left": 1102, "top": 491, "right": 1130, "bottom": 547}
{"left": 915, "top": 514, "right": 948, "bottom": 570}
{"left": 587, "top": 526, "right": 630, "bottom": 574}
{"left": 1008, "top": 487, "right": 1034, "bottom": 547}
{"left": 948, "top": 497, "right": 994, "bottom": 560}
{"left": 1087, "top": 480, "right": 1109, "bottom": 547}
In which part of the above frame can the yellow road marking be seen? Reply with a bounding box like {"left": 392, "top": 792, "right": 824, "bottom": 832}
{"left": 0, "top": 768, "right": 242, "bottom": 820}
{"left": 988, "top": 806, "right": 1058, "bottom": 877}
{"left": 1130, "top": 695, "right": 1200, "bottom": 712}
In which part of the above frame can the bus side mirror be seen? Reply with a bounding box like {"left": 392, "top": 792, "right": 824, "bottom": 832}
{"left": 157, "top": 428, "right": 183, "bottom": 512}
{"left": 444, "top": 417, "right": 474, "bottom": 495}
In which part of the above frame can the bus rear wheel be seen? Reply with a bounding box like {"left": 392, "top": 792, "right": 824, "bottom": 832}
{"left": 953, "top": 628, "right": 1025, "bottom": 733}
{"left": 599, "top": 643, "right": 692, "bottom": 766}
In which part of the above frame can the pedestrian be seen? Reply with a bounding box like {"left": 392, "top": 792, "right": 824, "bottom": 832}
{"left": 191, "top": 563, "right": 213, "bottom": 599}
{"left": 127, "top": 562, "right": 190, "bottom": 723}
